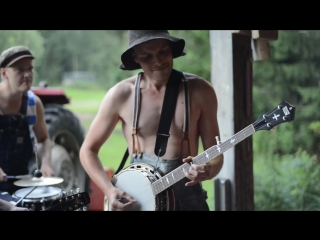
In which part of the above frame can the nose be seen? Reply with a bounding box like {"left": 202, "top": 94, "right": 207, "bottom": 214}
{"left": 23, "top": 70, "right": 32, "bottom": 78}
{"left": 154, "top": 54, "right": 163, "bottom": 66}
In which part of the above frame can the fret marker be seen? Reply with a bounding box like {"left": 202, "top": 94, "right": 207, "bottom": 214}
{"left": 172, "top": 173, "right": 175, "bottom": 180}
{"left": 230, "top": 138, "right": 235, "bottom": 144}
{"left": 166, "top": 177, "right": 169, "bottom": 184}
{"left": 160, "top": 179, "right": 164, "bottom": 187}
{"left": 217, "top": 146, "right": 221, "bottom": 153}
{"left": 205, "top": 151, "right": 209, "bottom": 159}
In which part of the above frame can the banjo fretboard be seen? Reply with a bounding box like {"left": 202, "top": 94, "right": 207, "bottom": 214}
{"left": 151, "top": 124, "right": 255, "bottom": 195}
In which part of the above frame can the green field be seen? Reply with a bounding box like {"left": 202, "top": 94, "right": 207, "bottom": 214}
{"left": 62, "top": 85, "right": 215, "bottom": 210}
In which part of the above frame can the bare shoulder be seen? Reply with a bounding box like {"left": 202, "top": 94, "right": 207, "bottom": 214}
{"left": 99, "top": 75, "right": 137, "bottom": 113}
{"left": 104, "top": 76, "right": 136, "bottom": 101}
{"left": 183, "top": 72, "right": 216, "bottom": 95}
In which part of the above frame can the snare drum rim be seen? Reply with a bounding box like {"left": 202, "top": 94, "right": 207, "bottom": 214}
{"left": 12, "top": 186, "right": 62, "bottom": 203}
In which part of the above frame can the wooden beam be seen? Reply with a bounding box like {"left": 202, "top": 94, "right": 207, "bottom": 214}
{"left": 251, "top": 30, "right": 278, "bottom": 41}
{"left": 232, "top": 30, "right": 251, "bottom": 37}
{"left": 251, "top": 38, "right": 271, "bottom": 61}
{"left": 210, "top": 31, "right": 254, "bottom": 211}
{"left": 232, "top": 33, "right": 254, "bottom": 211}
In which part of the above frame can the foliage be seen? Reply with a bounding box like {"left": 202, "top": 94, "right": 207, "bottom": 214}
{"left": 253, "top": 30, "right": 320, "bottom": 210}
{"left": 253, "top": 30, "right": 320, "bottom": 156}
{"left": 170, "top": 30, "right": 211, "bottom": 81}
{"left": 37, "top": 30, "right": 134, "bottom": 89}
{"left": 254, "top": 149, "right": 320, "bottom": 211}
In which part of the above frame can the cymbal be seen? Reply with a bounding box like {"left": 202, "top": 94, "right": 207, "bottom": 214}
{"left": 13, "top": 176, "right": 64, "bottom": 187}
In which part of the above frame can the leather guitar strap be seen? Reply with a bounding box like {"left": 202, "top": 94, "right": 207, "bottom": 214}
{"left": 154, "top": 69, "right": 183, "bottom": 157}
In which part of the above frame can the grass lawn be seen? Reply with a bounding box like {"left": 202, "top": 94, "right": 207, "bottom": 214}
{"left": 62, "top": 85, "right": 215, "bottom": 210}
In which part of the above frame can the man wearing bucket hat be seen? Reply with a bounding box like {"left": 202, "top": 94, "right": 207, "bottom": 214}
{"left": 80, "top": 30, "right": 224, "bottom": 211}
{"left": 0, "top": 46, "right": 54, "bottom": 196}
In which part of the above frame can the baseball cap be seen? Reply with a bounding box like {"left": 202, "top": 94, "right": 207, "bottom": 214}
{"left": 0, "top": 46, "right": 35, "bottom": 68}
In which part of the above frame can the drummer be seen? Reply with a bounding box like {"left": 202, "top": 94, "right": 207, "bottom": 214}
{"left": 0, "top": 46, "right": 54, "bottom": 195}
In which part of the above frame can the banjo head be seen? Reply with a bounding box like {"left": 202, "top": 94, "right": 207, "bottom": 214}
{"left": 105, "top": 163, "right": 164, "bottom": 211}
{"left": 111, "top": 168, "right": 156, "bottom": 211}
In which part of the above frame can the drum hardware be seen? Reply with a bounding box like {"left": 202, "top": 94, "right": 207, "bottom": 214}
{"left": 33, "top": 143, "right": 43, "bottom": 178}
{"left": 12, "top": 186, "right": 90, "bottom": 211}
{"left": 14, "top": 186, "right": 38, "bottom": 208}
{"left": 1, "top": 144, "right": 91, "bottom": 211}
{"left": 13, "top": 143, "right": 64, "bottom": 187}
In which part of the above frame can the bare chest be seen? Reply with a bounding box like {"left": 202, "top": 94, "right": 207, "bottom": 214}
{"left": 126, "top": 87, "right": 186, "bottom": 137}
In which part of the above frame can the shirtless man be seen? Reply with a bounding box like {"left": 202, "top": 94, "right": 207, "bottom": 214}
{"left": 79, "top": 30, "right": 224, "bottom": 211}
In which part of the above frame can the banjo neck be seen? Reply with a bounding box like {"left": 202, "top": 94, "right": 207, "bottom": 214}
{"left": 150, "top": 100, "right": 296, "bottom": 196}
{"left": 151, "top": 124, "right": 256, "bottom": 196}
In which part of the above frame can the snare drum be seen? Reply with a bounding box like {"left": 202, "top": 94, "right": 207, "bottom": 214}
{"left": 12, "top": 186, "right": 62, "bottom": 211}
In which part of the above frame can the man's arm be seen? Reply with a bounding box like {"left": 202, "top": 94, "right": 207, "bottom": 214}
{"left": 32, "top": 96, "right": 54, "bottom": 177}
{"left": 0, "top": 199, "right": 29, "bottom": 211}
{"left": 79, "top": 83, "right": 128, "bottom": 197}
{"left": 182, "top": 78, "right": 224, "bottom": 186}
{"left": 198, "top": 79, "right": 224, "bottom": 179}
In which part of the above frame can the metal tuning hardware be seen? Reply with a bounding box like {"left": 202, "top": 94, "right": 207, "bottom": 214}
{"left": 59, "top": 192, "right": 64, "bottom": 202}
{"left": 63, "top": 191, "right": 68, "bottom": 199}
{"left": 41, "top": 199, "right": 46, "bottom": 210}
{"left": 70, "top": 189, "right": 74, "bottom": 199}
{"left": 215, "top": 136, "right": 222, "bottom": 145}
{"left": 77, "top": 188, "right": 81, "bottom": 197}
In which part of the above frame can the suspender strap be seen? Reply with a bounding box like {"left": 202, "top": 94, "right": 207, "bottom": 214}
{"left": 154, "top": 69, "right": 182, "bottom": 157}
{"left": 115, "top": 73, "right": 142, "bottom": 174}
{"left": 179, "top": 73, "right": 190, "bottom": 159}
{"left": 132, "top": 72, "right": 142, "bottom": 158}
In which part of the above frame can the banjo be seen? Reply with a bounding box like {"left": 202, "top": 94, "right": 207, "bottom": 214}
{"left": 105, "top": 101, "right": 296, "bottom": 211}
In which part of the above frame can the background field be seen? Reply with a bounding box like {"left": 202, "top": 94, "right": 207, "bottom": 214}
{"left": 62, "top": 85, "right": 216, "bottom": 210}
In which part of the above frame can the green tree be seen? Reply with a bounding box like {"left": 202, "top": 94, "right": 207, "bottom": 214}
{"left": 38, "top": 30, "right": 134, "bottom": 89}
{"left": 171, "top": 30, "right": 211, "bottom": 81}
{"left": 253, "top": 30, "right": 320, "bottom": 156}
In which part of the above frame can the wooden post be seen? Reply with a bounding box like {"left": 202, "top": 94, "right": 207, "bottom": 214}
{"left": 210, "top": 30, "right": 254, "bottom": 211}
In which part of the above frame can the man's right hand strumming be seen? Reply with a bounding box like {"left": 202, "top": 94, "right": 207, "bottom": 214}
{"left": 107, "top": 187, "right": 137, "bottom": 211}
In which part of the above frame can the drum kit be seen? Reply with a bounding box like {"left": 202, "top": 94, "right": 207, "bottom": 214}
{"left": 1, "top": 146, "right": 90, "bottom": 211}
{"left": 1, "top": 170, "right": 90, "bottom": 211}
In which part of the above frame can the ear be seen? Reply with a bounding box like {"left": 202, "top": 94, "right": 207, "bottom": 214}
{"left": 0, "top": 68, "right": 6, "bottom": 79}
{"left": 132, "top": 52, "right": 139, "bottom": 64}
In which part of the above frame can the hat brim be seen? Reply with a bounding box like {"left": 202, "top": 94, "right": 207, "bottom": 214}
{"left": 6, "top": 55, "right": 34, "bottom": 67}
{"left": 119, "top": 36, "right": 186, "bottom": 71}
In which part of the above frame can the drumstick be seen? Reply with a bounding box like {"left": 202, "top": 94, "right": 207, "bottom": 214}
{"left": 6, "top": 175, "right": 32, "bottom": 179}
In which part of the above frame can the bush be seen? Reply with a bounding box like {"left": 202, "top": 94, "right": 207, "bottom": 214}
{"left": 254, "top": 148, "right": 320, "bottom": 211}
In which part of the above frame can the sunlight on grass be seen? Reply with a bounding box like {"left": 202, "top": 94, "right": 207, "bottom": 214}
{"left": 61, "top": 85, "right": 215, "bottom": 210}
